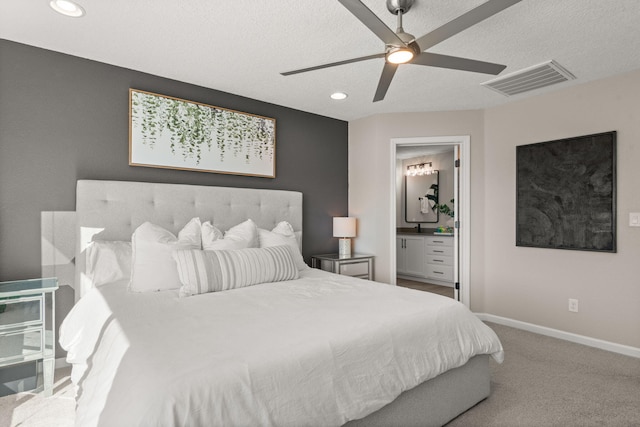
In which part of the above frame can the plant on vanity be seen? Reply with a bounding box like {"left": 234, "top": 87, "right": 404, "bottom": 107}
{"left": 435, "top": 199, "right": 455, "bottom": 230}
{"left": 425, "top": 185, "right": 453, "bottom": 218}
{"left": 435, "top": 199, "right": 454, "bottom": 218}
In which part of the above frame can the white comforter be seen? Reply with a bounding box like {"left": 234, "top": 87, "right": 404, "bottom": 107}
{"left": 60, "top": 269, "right": 503, "bottom": 427}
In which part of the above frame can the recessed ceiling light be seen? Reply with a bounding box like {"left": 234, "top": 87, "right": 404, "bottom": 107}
{"left": 330, "top": 92, "right": 348, "bottom": 100}
{"left": 50, "top": 0, "right": 85, "bottom": 17}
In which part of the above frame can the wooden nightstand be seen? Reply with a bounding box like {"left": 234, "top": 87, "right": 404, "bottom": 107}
{"left": 0, "top": 278, "right": 58, "bottom": 396}
{"left": 311, "top": 253, "right": 374, "bottom": 280}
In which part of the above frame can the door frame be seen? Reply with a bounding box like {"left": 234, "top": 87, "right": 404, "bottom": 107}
{"left": 390, "top": 136, "right": 471, "bottom": 307}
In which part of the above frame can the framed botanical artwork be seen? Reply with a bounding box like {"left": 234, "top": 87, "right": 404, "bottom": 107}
{"left": 516, "top": 131, "right": 616, "bottom": 252}
{"left": 129, "top": 89, "right": 276, "bottom": 178}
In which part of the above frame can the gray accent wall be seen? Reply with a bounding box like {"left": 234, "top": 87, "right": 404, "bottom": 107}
{"left": 0, "top": 39, "right": 347, "bottom": 379}
{"left": 0, "top": 39, "right": 348, "bottom": 283}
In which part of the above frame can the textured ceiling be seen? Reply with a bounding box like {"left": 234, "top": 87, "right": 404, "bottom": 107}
{"left": 1, "top": 1, "right": 639, "bottom": 121}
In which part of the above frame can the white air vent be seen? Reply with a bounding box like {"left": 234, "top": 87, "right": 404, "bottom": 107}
{"left": 482, "top": 60, "right": 576, "bottom": 96}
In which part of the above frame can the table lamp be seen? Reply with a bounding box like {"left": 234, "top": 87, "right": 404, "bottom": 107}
{"left": 333, "top": 217, "right": 356, "bottom": 257}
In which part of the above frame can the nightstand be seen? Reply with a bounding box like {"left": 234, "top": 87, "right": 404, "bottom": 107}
{"left": 311, "top": 253, "right": 374, "bottom": 280}
{"left": 0, "top": 278, "right": 58, "bottom": 397}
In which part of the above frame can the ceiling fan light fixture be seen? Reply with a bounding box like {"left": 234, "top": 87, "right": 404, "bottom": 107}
{"left": 282, "top": 0, "right": 522, "bottom": 103}
{"left": 386, "top": 47, "right": 414, "bottom": 65}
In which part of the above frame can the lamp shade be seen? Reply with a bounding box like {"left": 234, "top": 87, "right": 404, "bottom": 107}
{"left": 333, "top": 217, "right": 356, "bottom": 238}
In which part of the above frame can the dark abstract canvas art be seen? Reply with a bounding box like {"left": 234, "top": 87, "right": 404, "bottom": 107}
{"left": 516, "top": 131, "right": 616, "bottom": 252}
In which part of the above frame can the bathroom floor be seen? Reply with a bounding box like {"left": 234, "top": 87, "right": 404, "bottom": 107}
{"left": 396, "top": 278, "right": 454, "bottom": 299}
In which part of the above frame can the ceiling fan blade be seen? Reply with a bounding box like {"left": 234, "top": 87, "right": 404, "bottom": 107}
{"left": 415, "top": 0, "right": 522, "bottom": 51}
{"left": 339, "top": 0, "right": 407, "bottom": 47}
{"left": 412, "top": 52, "right": 506, "bottom": 75}
{"left": 373, "top": 62, "right": 398, "bottom": 102}
{"left": 281, "top": 53, "right": 385, "bottom": 76}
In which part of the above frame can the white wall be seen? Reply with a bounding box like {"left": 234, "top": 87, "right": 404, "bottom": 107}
{"left": 349, "top": 110, "right": 486, "bottom": 305}
{"left": 482, "top": 69, "right": 640, "bottom": 348}
{"left": 349, "top": 69, "right": 640, "bottom": 349}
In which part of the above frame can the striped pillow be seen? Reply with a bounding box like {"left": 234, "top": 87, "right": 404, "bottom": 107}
{"left": 173, "top": 245, "right": 299, "bottom": 296}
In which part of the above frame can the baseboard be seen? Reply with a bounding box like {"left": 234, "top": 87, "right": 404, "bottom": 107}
{"left": 475, "top": 313, "right": 640, "bottom": 359}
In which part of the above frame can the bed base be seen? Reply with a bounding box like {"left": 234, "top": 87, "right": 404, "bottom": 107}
{"left": 345, "top": 354, "right": 490, "bottom": 427}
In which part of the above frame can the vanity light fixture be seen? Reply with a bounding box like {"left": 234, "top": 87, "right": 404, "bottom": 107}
{"left": 50, "top": 0, "right": 85, "bottom": 17}
{"left": 330, "top": 92, "right": 348, "bottom": 100}
{"left": 406, "top": 162, "right": 433, "bottom": 176}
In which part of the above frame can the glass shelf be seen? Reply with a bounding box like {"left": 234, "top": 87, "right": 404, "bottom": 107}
{"left": 0, "top": 278, "right": 58, "bottom": 298}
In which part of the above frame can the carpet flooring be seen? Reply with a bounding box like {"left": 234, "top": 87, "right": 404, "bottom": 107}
{"left": 0, "top": 367, "right": 74, "bottom": 427}
{"left": 447, "top": 322, "right": 640, "bottom": 426}
{"left": 1, "top": 323, "right": 638, "bottom": 426}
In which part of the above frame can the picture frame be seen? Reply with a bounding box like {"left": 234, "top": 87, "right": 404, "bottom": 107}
{"left": 129, "top": 89, "right": 276, "bottom": 178}
{"left": 516, "top": 131, "right": 616, "bottom": 252}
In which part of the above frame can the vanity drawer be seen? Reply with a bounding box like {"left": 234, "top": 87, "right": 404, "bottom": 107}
{"left": 426, "top": 265, "right": 454, "bottom": 282}
{"left": 425, "top": 236, "right": 453, "bottom": 247}
{"left": 426, "top": 245, "right": 453, "bottom": 256}
{"left": 0, "top": 296, "right": 42, "bottom": 330}
{"left": 0, "top": 327, "right": 43, "bottom": 363}
{"left": 427, "top": 255, "right": 453, "bottom": 266}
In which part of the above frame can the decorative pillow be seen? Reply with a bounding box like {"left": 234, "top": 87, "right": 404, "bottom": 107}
{"left": 201, "top": 221, "right": 224, "bottom": 247}
{"left": 129, "top": 217, "right": 202, "bottom": 292}
{"left": 202, "top": 219, "right": 259, "bottom": 250}
{"left": 173, "top": 245, "right": 299, "bottom": 297}
{"left": 86, "top": 240, "right": 132, "bottom": 286}
{"left": 259, "top": 221, "right": 307, "bottom": 270}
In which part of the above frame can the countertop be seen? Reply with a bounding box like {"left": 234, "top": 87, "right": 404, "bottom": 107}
{"left": 396, "top": 227, "right": 438, "bottom": 234}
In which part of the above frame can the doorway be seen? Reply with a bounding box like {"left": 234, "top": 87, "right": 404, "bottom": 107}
{"left": 390, "top": 136, "right": 471, "bottom": 306}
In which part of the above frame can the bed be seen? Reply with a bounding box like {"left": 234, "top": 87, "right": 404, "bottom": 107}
{"left": 60, "top": 179, "right": 503, "bottom": 427}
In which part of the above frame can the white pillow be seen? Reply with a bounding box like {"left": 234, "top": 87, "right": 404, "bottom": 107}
{"left": 174, "top": 245, "right": 299, "bottom": 297}
{"left": 129, "top": 217, "right": 202, "bottom": 292}
{"left": 86, "top": 240, "right": 132, "bottom": 286}
{"left": 201, "top": 221, "right": 223, "bottom": 247}
{"left": 259, "top": 221, "right": 307, "bottom": 270}
{"left": 202, "top": 219, "right": 259, "bottom": 250}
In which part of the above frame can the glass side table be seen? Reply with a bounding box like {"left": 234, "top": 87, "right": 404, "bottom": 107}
{"left": 0, "top": 278, "right": 59, "bottom": 397}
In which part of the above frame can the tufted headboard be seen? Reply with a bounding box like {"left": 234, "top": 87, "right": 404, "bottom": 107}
{"left": 75, "top": 180, "right": 302, "bottom": 300}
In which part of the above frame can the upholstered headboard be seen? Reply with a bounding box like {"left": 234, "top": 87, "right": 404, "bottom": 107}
{"left": 75, "top": 180, "right": 303, "bottom": 300}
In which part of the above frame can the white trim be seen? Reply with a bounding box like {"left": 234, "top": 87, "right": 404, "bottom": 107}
{"left": 476, "top": 313, "right": 640, "bottom": 359}
{"left": 390, "top": 136, "right": 471, "bottom": 307}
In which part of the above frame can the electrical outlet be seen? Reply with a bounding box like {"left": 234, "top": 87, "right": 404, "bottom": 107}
{"left": 568, "top": 298, "right": 579, "bottom": 313}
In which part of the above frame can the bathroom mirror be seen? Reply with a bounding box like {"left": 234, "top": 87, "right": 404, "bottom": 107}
{"left": 405, "top": 170, "right": 439, "bottom": 224}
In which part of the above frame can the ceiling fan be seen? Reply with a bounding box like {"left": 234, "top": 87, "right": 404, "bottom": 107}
{"left": 281, "top": 0, "right": 522, "bottom": 102}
